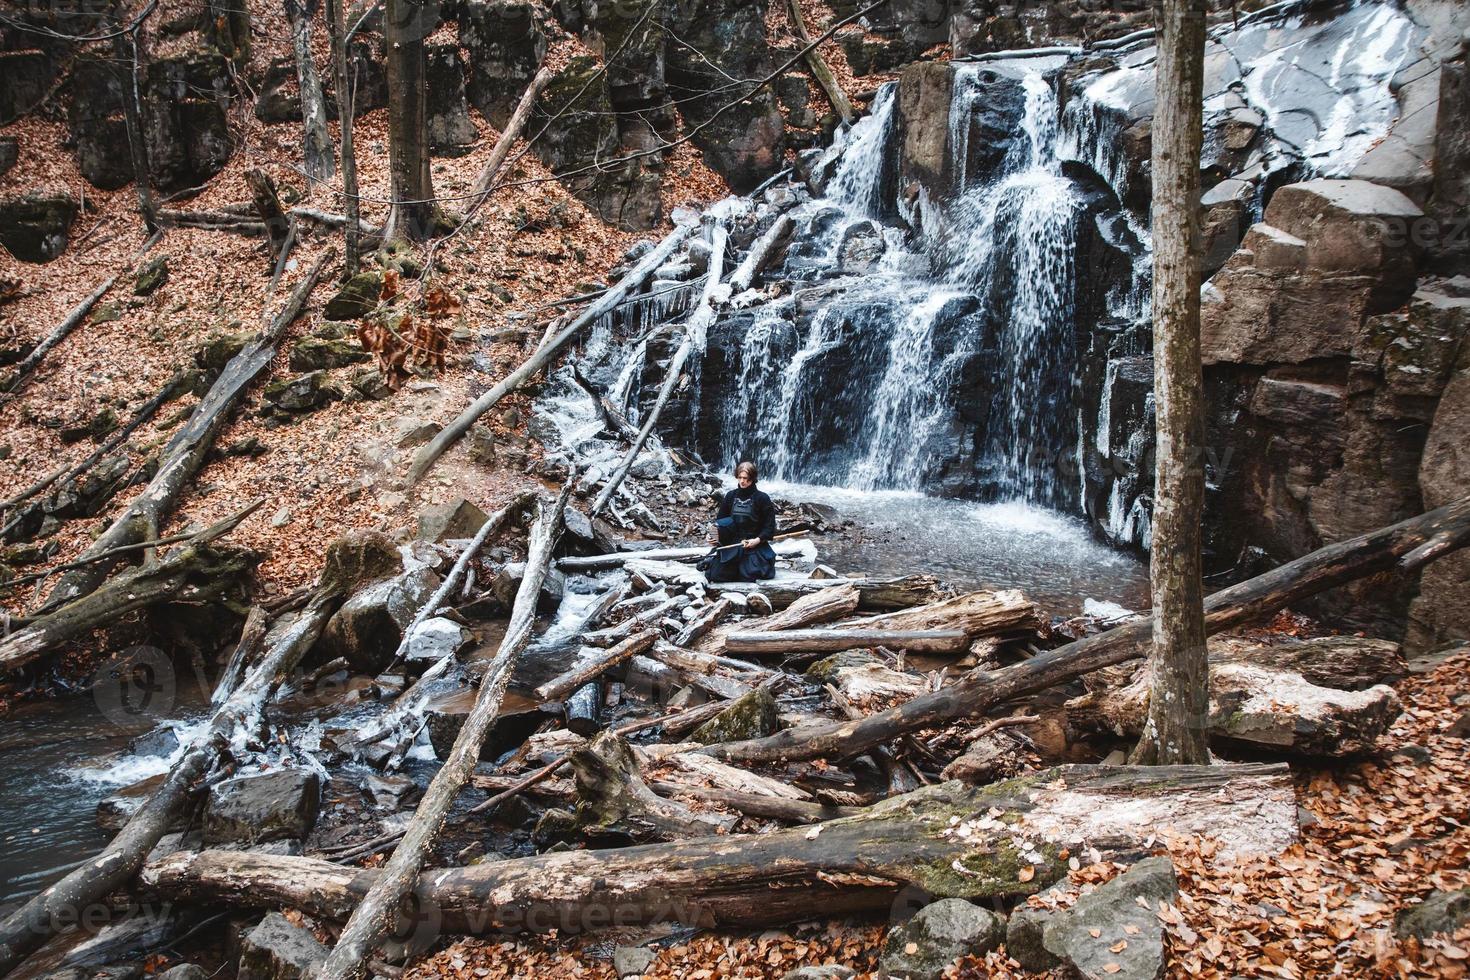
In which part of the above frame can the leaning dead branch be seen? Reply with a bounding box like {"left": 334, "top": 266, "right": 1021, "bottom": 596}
{"left": 316, "top": 485, "right": 571, "bottom": 980}
{"left": 407, "top": 225, "right": 695, "bottom": 484}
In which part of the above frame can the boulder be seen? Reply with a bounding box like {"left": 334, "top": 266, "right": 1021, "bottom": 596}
{"left": 261, "top": 371, "right": 343, "bottom": 417}
{"left": 68, "top": 56, "right": 132, "bottom": 189}
{"left": 288, "top": 336, "right": 370, "bottom": 371}
{"left": 461, "top": 0, "right": 548, "bottom": 128}
{"left": 320, "top": 566, "right": 441, "bottom": 673}
{"left": 195, "top": 331, "right": 253, "bottom": 375}
{"left": 782, "top": 967, "right": 856, "bottom": 980}
{"left": 0, "top": 192, "right": 78, "bottom": 263}
{"left": 490, "top": 561, "right": 565, "bottom": 614}
{"left": 690, "top": 687, "right": 779, "bottom": 743}
{"left": 204, "top": 769, "right": 321, "bottom": 845}
{"left": 1408, "top": 368, "right": 1470, "bottom": 649}
{"left": 1005, "top": 901, "right": 1062, "bottom": 973}
{"left": 416, "top": 498, "right": 490, "bottom": 542}
{"left": 1041, "top": 857, "right": 1178, "bottom": 980}
{"left": 236, "top": 912, "right": 327, "bottom": 980}
{"left": 322, "top": 271, "right": 383, "bottom": 320}
{"left": 1394, "top": 887, "right": 1470, "bottom": 940}
{"left": 319, "top": 528, "right": 404, "bottom": 596}
{"left": 664, "top": 0, "right": 784, "bottom": 192}
{"left": 402, "top": 616, "right": 471, "bottom": 663}
{"left": 134, "top": 255, "right": 169, "bottom": 295}
{"left": 144, "top": 52, "right": 235, "bottom": 191}
{"left": 391, "top": 416, "right": 443, "bottom": 449}
{"left": 878, "top": 898, "right": 1004, "bottom": 980}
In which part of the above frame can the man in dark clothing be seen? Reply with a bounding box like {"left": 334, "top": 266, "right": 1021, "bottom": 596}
{"left": 704, "top": 460, "right": 777, "bottom": 583}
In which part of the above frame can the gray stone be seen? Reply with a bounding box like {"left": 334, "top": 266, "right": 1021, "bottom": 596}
{"left": 879, "top": 898, "right": 1005, "bottom": 980}
{"left": 261, "top": 371, "right": 343, "bottom": 416}
{"left": 612, "top": 945, "right": 656, "bottom": 977}
{"left": 490, "top": 561, "right": 565, "bottom": 614}
{"left": 1395, "top": 888, "right": 1470, "bottom": 940}
{"left": 128, "top": 726, "right": 180, "bottom": 759}
{"left": 364, "top": 773, "right": 420, "bottom": 810}
{"left": 781, "top": 967, "right": 855, "bottom": 980}
{"left": 1041, "top": 856, "right": 1178, "bottom": 980}
{"left": 691, "top": 687, "right": 780, "bottom": 743}
{"left": 402, "top": 616, "right": 471, "bottom": 663}
{"left": 204, "top": 769, "right": 321, "bottom": 845}
{"left": 237, "top": 911, "right": 327, "bottom": 980}
{"left": 159, "top": 965, "right": 209, "bottom": 980}
{"left": 391, "top": 416, "right": 442, "bottom": 449}
{"left": 467, "top": 423, "right": 497, "bottom": 464}
{"left": 134, "top": 255, "right": 169, "bottom": 296}
{"left": 1407, "top": 366, "right": 1470, "bottom": 650}
{"left": 1005, "top": 904, "right": 1062, "bottom": 973}
{"left": 416, "top": 498, "right": 490, "bottom": 542}
{"left": 289, "top": 336, "right": 370, "bottom": 372}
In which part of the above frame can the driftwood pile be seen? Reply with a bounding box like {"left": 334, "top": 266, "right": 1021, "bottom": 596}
{"left": 2, "top": 473, "right": 1466, "bottom": 979}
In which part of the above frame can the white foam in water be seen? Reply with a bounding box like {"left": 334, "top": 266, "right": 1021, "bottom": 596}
{"left": 72, "top": 717, "right": 211, "bottom": 787}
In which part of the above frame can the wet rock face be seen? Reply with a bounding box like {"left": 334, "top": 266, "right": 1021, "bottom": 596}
{"left": 68, "top": 50, "right": 235, "bottom": 193}
{"left": 205, "top": 769, "right": 322, "bottom": 845}
{"left": 665, "top": 0, "right": 784, "bottom": 192}
{"left": 321, "top": 566, "right": 442, "bottom": 673}
{"left": 237, "top": 911, "right": 327, "bottom": 980}
{"left": 426, "top": 44, "right": 479, "bottom": 156}
{"left": 0, "top": 192, "right": 78, "bottom": 263}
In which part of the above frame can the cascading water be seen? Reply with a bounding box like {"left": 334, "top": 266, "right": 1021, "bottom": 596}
{"left": 531, "top": 0, "right": 1422, "bottom": 552}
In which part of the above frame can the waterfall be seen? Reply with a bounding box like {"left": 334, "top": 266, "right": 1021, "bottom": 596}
{"left": 545, "top": 0, "right": 1423, "bottom": 549}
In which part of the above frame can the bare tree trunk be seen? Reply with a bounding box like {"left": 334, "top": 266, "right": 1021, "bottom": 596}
{"left": 383, "top": 0, "right": 437, "bottom": 240}
{"left": 326, "top": 0, "right": 361, "bottom": 275}
{"left": 114, "top": 5, "right": 158, "bottom": 233}
{"left": 783, "top": 0, "right": 855, "bottom": 124}
{"left": 1133, "top": 0, "right": 1210, "bottom": 766}
{"left": 286, "top": 0, "right": 336, "bottom": 183}
{"left": 316, "top": 486, "right": 570, "bottom": 980}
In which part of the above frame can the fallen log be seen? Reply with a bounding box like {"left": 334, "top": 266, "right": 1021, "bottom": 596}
{"left": 739, "top": 582, "right": 860, "bottom": 633}
{"left": 142, "top": 764, "right": 1296, "bottom": 934}
{"left": 0, "top": 502, "right": 261, "bottom": 673}
{"left": 724, "top": 628, "right": 970, "bottom": 657}
{"left": 1207, "top": 634, "right": 1406, "bottom": 690}
{"left": 726, "top": 213, "right": 794, "bottom": 294}
{"left": 0, "top": 369, "right": 190, "bottom": 516}
{"left": 845, "top": 588, "right": 1042, "bottom": 639}
{"left": 2, "top": 273, "right": 118, "bottom": 395}
{"left": 534, "top": 630, "right": 658, "bottom": 701}
{"left": 34, "top": 248, "right": 335, "bottom": 616}
{"left": 783, "top": 0, "right": 855, "bottom": 124}
{"left": 703, "top": 494, "right": 1470, "bottom": 765}
{"left": 633, "top": 569, "right": 946, "bottom": 612}
{"left": 316, "top": 486, "right": 570, "bottom": 980}
{"left": 0, "top": 532, "right": 381, "bottom": 976}
{"left": 1067, "top": 650, "right": 1403, "bottom": 756}
{"left": 557, "top": 535, "right": 811, "bottom": 572}
{"left": 672, "top": 597, "right": 733, "bottom": 647}
{"left": 590, "top": 226, "right": 728, "bottom": 519}
{"left": 650, "top": 783, "right": 855, "bottom": 824}
{"left": 583, "top": 594, "right": 689, "bottom": 647}
{"left": 246, "top": 168, "right": 292, "bottom": 263}
{"left": 408, "top": 225, "right": 694, "bottom": 484}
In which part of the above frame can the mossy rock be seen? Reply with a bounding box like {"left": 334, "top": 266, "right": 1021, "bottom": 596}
{"left": 90, "top": 302, "right": 123, "bottom": 324}
{"left": 351, "top": 368, "right": 392, "bottom": 401}
{"left": 289, "top": 336, "right": 370, "bottom": 372}
{"left": 322, "top": 271, "right": 383, "bottom": 320}
{"left": 0, "top": 192, "right": 79, "bottom": 263}
{"left": 261, "top": 370, "right": 343, "bottom": 416}
{"left": 806, "top": 650, "right": 877, "bottom": 684}
{"left": 134, "top": 255, "right": 169, "bottom": 296}
{"left": 195, "top": 331, "right": 253, "bottom": 374}
{"left": 691, "top": 688, "right": 779, "bottom": 743}
{"left": 313, "top": 321, "right": 353, "bottom": 340}
{"left": 319, "top": 529, "right": 402, "bottom": 596}
{"left": 59, "top": 407, "right": 119, "bottom": 444}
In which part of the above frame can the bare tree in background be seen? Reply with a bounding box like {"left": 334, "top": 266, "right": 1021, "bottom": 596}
{"left": 326, "top": 0, "right": 361, "bottom": 273}
{"left": 1132, "top": 0, "right": 1211, "bottom": 766}
{"left": 111, "top": 0, "right": 158, "bottom": 232}
{"left": 285, "top": 0, "right": 336, "bottom": 182}
{"left": 383, "top": 0, "right": 438, "bottom": 240}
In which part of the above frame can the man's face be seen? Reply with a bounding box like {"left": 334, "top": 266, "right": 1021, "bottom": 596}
{"left": 737, "top": 472, "right": 753, "bottom": 489}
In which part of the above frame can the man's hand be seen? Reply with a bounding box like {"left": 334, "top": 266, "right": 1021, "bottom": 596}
{"left": 743, "top": 538, "right": 759, "bottom": 550}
